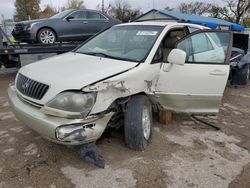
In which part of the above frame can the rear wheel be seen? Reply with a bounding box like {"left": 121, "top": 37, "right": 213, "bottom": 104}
{"left": 37, "top": 28, "right": 56, "bottom": 44}
{"left": 124, "top": 95, "right": 152, "bottom": 150}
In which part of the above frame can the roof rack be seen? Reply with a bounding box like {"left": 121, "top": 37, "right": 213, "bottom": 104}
{"left": 134, "top": 18, "right": 191, "bottom": 24}
{"left": 134, "top": 18, "right": 179, "bottom": 22}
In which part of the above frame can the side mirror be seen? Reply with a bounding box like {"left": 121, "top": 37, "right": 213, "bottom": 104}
{"left": 167, "top": 49, "right": 186, "bottom": 65}
{"left": 66, "top": 16, "right": 74, "bottom": 21}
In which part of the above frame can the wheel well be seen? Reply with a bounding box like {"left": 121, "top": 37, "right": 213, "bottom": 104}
{"left": 113, "top": 92, "right": 152, "bottom": 111}
{"left": 36, "top": 27, "right": 57, "bottom": 41}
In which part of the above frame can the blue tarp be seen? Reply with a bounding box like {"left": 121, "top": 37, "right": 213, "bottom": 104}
{"left": 137, "top": 9, "right": 245, "bottom": 31}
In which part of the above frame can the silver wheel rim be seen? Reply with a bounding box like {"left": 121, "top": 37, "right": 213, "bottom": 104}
{"left": 40, "top": 30, "right": 55, "bottom": 44}
{"left": 142, "top": 106, "right": 151, "bottom": 140}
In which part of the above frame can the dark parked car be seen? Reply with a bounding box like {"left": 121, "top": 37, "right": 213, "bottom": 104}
{"left": 12, "top": 9, "right": 119, "bottom": 44}
{"left": 230, "top": 33, "right": 250, "bottom": 85}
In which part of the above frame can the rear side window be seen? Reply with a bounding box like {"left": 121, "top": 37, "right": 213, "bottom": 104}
{"left": 177, "top": 31, "right": 231, "bottom": 64}
{"left": 88, "top": 12, "right": 106, "bottom": 19}
{"left": 69, "top": 11, "right": 87, "bottom": 19}
{"left": 191, "top": 33, "right": 213, "bottom": 53}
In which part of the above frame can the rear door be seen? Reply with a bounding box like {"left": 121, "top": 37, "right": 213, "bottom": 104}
{"left": 86, "top": 11, "right": 110, "bottom": 35}
{"left": 154, "top": 30, "right": 232, "bottom": 113}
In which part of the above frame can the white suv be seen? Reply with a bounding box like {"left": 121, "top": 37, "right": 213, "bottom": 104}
{"left": 8, "top": 22, "right": 232, "bottom": 150}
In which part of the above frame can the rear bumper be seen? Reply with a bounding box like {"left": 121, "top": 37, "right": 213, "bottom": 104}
{"left": 8, "top": 85, "right": 114, "bottom": 145}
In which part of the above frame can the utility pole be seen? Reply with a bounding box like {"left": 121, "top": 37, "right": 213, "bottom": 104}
{"left": 102, "top": 0, "right": 104, "bottom": 13}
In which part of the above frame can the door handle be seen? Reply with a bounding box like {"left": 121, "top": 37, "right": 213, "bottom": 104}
{"left": 104, "top": 20, "right": 109, "bottom": 23}
{"left": 209, "top": 69, "right": 226, "bottom": 76}
{"left": 83, "top": 21, "right": 88, "bottom": 24}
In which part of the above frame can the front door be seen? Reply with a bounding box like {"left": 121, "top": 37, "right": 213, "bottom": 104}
{"left": 154, "top": 30, "right": 232, "bottom": 113}
{"left": 59, "top": 10, "right": 89, "bottom": 40}
{"left": 86, "top": 11, "right": 110, "bottom": 35}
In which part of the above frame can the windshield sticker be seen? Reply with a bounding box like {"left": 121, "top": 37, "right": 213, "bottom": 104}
{"left": 136, "top": 31, "right": 158, "bottom": 36}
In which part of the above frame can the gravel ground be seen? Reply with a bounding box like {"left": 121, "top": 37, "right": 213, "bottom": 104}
{"left": 0, "top": 68, "right": 250, "bottom": 188}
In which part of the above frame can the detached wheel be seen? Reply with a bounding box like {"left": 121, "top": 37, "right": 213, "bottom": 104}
{"left": 37, "top": 28, "right": 56, "bottom": 44}
{"left": 231, "top": 64, "right": 249, "bottom": 85}
{"left": 124, "top": 95, "right": 152, "bottom": 150}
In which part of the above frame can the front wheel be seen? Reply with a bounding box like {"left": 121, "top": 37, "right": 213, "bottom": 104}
{"left": 37, "top": 28, "right": 56, "bottom": 44}
{"left": 124, "top": 95, "right": 152, "bottom": 150}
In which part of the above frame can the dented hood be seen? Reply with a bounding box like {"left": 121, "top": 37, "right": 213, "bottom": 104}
{"left": 18, "top": 52, "right": 137, "bottom": 104}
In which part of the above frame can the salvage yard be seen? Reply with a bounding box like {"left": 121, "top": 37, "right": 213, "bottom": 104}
{"left": 0, "top": 68, "right": 250, "bottom": 188}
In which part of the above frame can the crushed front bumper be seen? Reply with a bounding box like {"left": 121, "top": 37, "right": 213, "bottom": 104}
{"left": 12, "top": 30, "right": 35, "bottom": 43}
{"left": 8, "top": 86, "right": 114, "bottom": 145}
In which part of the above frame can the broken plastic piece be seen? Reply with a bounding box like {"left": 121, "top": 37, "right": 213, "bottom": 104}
{"left": 80, "top": 142, "right": 105, "bottom": 168}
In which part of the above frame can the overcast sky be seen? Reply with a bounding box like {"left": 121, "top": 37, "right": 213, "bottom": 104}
{"left": 0, "top": 0, "right": 223, "bottom": 19}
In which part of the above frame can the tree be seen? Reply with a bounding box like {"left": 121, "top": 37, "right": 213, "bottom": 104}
{"left": 67, "top": 0, "right": 85, "bottom": 9}
{"left": 207, "top": 5, "right": 222, "bottom": 18}
{"left": 57, "top": 0, "right": 85, "bottom": 12}
{"left": 112, "top": 0, "right": 141, "bottom": 22}
{"left": 243, "top": 18, "right": 250, "bottom": 27}
{"left": 177, "top": 1, "right": 213, "bottom": 15}
{"left": 14, "top": 0, "right": 40, "bottom": 21}
{"left": 39, "top": 5, "right": 57, "bottom": 18}
{"left": 207, "top": 0, "right": 250, "bottom": 24}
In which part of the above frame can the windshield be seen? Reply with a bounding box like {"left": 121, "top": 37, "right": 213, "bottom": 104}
{"left": 75, "top": 25, "right": 164, "bottom": 62}
{"left": 50, "top": 10, "right": 73, "bottom": 19}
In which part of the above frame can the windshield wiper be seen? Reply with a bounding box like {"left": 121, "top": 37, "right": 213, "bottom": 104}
{"left": 77, "top": 52, "right": 140, "bottom": 63}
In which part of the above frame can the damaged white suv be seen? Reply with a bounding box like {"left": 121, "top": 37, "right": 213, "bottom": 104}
{"left": 8, "top": 22, "right": 232, "bottom": 150}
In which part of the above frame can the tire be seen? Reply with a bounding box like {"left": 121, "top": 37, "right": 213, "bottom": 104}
{"left": 37, "top": 28, "right": 56, "bottom": 44}
{"left": 124, "top": 95, "right": 152, "bottom": 150}
{"left": 231, "top": 64, "right": 249, "bottom": 85}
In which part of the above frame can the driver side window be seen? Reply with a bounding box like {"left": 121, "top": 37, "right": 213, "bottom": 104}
{"left": 152, "top": 28, "right": 187, "bottom": 63}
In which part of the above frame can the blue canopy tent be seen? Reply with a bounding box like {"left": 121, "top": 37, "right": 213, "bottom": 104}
{"left": 135, "top": 9, "right": 244, "bottom": 31}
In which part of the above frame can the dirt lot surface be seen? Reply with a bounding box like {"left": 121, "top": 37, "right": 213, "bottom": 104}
{"left": 0, "top": 68, "right": 250, "bottom": 188}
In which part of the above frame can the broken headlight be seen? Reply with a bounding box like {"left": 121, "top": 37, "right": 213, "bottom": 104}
{"left": 41, "top": 92, "right": 97, "bottom": 118}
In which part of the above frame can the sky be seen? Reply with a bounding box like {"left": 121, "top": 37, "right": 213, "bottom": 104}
{"left": 0, "top": 0, "right": 224, "bottom": 19}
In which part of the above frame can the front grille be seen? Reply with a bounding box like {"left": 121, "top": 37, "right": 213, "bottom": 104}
{"left": 16, "top": 73, "right": 49, "bottom": 100}
{"left": 14, "top": 24, "right": 24, "bottom": 32}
